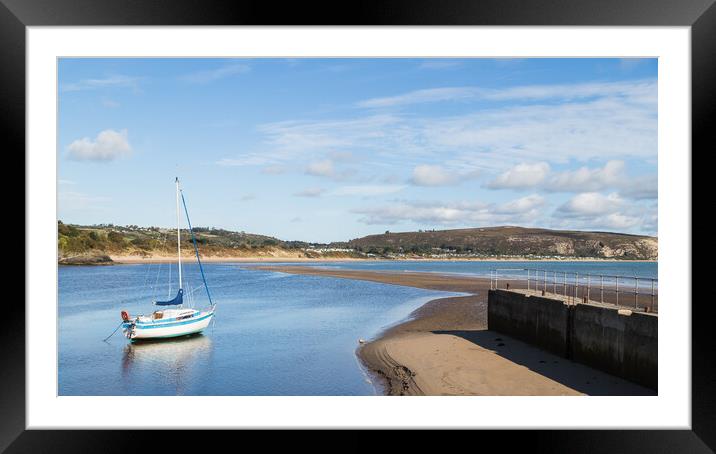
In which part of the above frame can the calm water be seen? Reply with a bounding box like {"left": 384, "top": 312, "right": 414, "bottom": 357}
{"left": 281, "top": 260, "right": 658, "bottom": 279}
{"left": 58, "top": 260, "right": 656, "bottom": 396}
{"left": 58, "top": 263, "right": 460, "bottom": 395}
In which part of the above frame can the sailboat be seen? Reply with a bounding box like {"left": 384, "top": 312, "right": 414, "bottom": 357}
{"left": 120, "top": 178, "right": 216, "bottom": 341}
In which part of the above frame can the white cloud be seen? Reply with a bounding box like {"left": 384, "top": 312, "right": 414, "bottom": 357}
{"left": 66, "top": 129, "right": 132, "bottom": 161}
{"left": 357, "top": 79, "right": 656, "bottom": 109}
{"left": 352, "top": 191, "right": 653, "bottom": 234}
{"left": 493, "top": 194, "right": 545, "bottom": 214}
{"left": 358, "top": 87, "right": 478, "bottom": 108}
{"left": 61, "top": 75, "right": 141, "bottom": 92}
{"left": 293, "top": 187, "right": 324, "bottom": 198}
{"left": 180, "top": 64, "right": 251, "bottom": 84}
{"left": 216, "top": 115, "right": 391, "bottom": 172}
{"left": 330, "top": 185, "right": 406, "bottom": 197}
{"left": 305, "top": 160, "right": 335, "bottom": 178}
{"left": 488, "top": 160, "right": 656, "bottom": 200}
{"left": 484, "top": 80, "right": 656, "bottom": 103}
{"left": 328, "top": 151, "right": 354, "bottom": 161}
{"left": 429, "top": 98, "right": 656, "bottom": 166}
{"left": 557, "top": 192, "right": 624, "bottom": 216}
{"left": 641, "top": 210, "right": 658, "bottom": 234}
{"left": 410, "top": 165, "right": 458, "bottom": 186}
{"left": 217, "top": 154, "right": 276, "bottom": 167}
{"left": 619, "top": 174, "right": 658, "bottom": 200}
{"left": 219, "top": 86, "right": 656, "bottom": 172}
{"left": 215, "top": 78, "right": 657, "bottom": 222}
{"left": 410, "top": 164, "right": 480, "bottom": 187}
{"left": 258, "top": 115, "right": 399, "bottom": 154}
{"left": 261, "top": 165, "right": 287, "bottom": 175}
{"left": 354, "top": 202, "right": 472, "bottom": 225}
{"left": 602, "top": 213, "right": 641, "bottom": 230}
{"left": 334, "top": 81, "right": 657, "bottom": 172}
{"left": 353, "top": 195, "right": 544, "bottom": 226}
{"left": 488, "top": 162, "right": 550, "bottom": 189}
{"left": 553, "top": 192, "right": 655, "bottom": 233}
{"left": 546, "top": 160, "right": 625, "bottom": 192}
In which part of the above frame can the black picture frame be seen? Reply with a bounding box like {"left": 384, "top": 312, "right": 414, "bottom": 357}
{"left": 5, "top": 0, "right": 712, "bottom": 450}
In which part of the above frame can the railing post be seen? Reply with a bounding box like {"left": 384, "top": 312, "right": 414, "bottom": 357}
{"left": 492, "top": 268, "right": 655, "bottom": 312}
{"left": 553, "top": 271, "right": 557, "bottom": 295}
{"left": 616, "top": 276, "right": 619, "bottom": 307}
{"left": 651, "top": 279, "right": 655, "bottom": 312}
{"left": 573, "top": 272, "right": 578, "bottom": 304}
{"left": 587, "top": 274, "right": 591, "bottom": 302}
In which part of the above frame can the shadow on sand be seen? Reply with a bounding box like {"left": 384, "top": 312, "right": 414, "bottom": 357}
{"left": 432, "top": 329, "right": 655, "bottom": 396}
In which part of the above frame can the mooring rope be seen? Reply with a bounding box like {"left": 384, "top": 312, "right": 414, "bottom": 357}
{"left": 103, "top": 321, "right": 125, "bottom": 342}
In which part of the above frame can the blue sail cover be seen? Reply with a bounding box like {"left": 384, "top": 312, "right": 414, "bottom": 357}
{"left": 155, "top": 289, "right": 183, "bottom": 306}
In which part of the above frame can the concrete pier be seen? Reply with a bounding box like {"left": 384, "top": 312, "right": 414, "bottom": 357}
{"left": 488, "top": 289, "right": 657, "bottom": 390}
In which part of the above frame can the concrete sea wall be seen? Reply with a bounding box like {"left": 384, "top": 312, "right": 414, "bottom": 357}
{"left": 487, "top": 289, "right": 657, "bottom": 390}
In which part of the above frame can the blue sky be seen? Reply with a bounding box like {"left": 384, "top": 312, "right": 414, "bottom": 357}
{"left": 58, "top": 58, "right": 657, "bottom": 242}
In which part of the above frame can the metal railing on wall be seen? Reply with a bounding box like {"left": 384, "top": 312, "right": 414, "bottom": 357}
{"left": 489, "top": 268, "right": 658, "bottom": 313}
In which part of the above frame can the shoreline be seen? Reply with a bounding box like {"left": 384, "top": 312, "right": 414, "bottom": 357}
{"left": 107, "top": 255, "right": 366, "bottom": 264}
{"left": 104, "top": 255, "right": 657, "bottom": 264}
{"left": 255, "top": 265, "right": 655, "bottom": 396}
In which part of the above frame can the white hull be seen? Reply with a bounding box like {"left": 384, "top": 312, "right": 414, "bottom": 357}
{"left": 117, "top": 178, "right": 217, "bottom": 343}
{"left": 124, "top": 310, "right": 214, "bottom": 340}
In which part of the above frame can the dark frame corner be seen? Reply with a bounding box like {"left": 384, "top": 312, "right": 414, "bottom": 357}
{"left": 5, "top": 0, "right": 713, "bottom": 451}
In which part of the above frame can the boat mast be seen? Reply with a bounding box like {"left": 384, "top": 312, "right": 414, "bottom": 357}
{"left": 176, "top": 177, "right": 182, "bottom": 290}
{"left": 180, "top": 189, "right": 215, "bottom": 308}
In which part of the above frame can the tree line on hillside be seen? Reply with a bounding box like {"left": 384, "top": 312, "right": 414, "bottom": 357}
{"left": 56, "top": 221, "right": 312, "bottom": 256}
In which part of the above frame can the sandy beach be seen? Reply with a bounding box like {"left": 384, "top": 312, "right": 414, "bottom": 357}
{"left": 108, "top": 254, "right": 367, "bottom": 264}
{"left": 107, "top": 254, "right": 657, "bottom": 264}
{"left": 255, "top": 265, "right": 655, "bottom": 396}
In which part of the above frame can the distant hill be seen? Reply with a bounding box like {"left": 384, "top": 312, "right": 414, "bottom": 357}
{"left": 57, "top": 221, "right": 359, "bottom": 261}
{"left": 57, "top": 222, "right": 657, "bottom": 262}
{"left": 342, "top": 226, "right": 658, "bottom": 260}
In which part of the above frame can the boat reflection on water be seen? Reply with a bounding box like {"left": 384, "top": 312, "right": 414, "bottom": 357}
{"left": 121, "top": 334, "right": 213, "bottom": 395}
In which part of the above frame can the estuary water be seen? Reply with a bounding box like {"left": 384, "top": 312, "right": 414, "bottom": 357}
{"left": 58, "top": 263, "right": 459, "bottom": 395}
{"left": 58, "top": 260, "right": 656, "bottom": 396}
{"left": 282, "top": 260, "right": 658, "bottom": 279}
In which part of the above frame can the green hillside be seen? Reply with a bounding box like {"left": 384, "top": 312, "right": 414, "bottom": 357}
{"left": 57, "top": 222, "right": 657, "bottom": 262}
{"left": 57, "top": 221, "right": 359, "bottom": 262}
{"left": 343, "top": 226, "right": 658, "bottom": 260}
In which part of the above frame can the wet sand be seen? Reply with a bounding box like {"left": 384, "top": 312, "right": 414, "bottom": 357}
{"left": 255, "top": 265, "right": 655, "bottom": 396}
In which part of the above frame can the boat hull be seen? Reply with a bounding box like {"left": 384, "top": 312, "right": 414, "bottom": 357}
{"left": 124, "top": 311, "right": 214, "bottom": 340}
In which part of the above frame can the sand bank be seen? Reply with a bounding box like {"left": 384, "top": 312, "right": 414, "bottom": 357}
{"left": 254, "top": 265, "right": 654, "bottom": 396}
{"left": 109, "top": 255, "right": 656, "bottom": 264}
{"left": 109, "top": 255, "right": 368, "bottom": 264}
